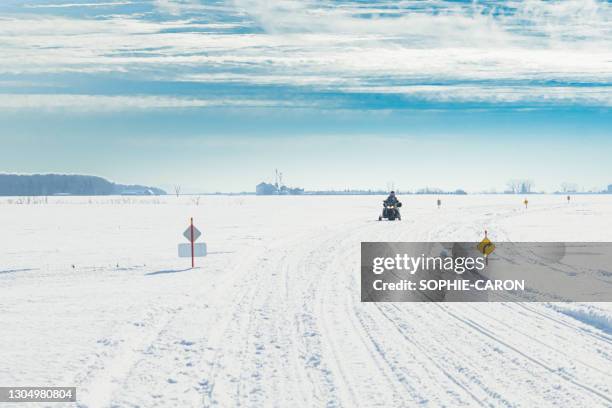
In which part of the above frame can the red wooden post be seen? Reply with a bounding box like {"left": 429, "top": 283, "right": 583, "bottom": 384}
{"left": 190, "top": 217, "right": 195, "bottom": 268}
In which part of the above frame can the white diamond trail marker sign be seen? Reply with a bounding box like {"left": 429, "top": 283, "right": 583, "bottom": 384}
{"left": 184, "top": 225, "right": 201, "bottom": 242}
{"left": 178, "top": 217, "right": 206, "bottom": 268}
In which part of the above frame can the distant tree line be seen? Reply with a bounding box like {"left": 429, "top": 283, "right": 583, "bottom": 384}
{"left": 414, "top": 188, "right": 467, "bottom": 195}
{"left": 0, "top": 174, "right": 166, "bottom": 196}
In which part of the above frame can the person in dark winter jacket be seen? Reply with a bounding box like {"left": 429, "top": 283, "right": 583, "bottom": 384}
{"left": 384, "top": 191, "right": 399, "bottom": 206}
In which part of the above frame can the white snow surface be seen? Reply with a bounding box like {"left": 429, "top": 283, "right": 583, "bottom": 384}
{"left": 1, "top": 195, "right": 611, "bottom": 407}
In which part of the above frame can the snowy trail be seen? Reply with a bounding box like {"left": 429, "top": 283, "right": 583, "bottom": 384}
{"left": 1, "top": 195, "right": 611, "bottom": 407}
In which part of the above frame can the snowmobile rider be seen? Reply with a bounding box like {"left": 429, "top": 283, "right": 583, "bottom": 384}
{"left": 384, "top": 191, "right": 399, "bottom": 206}
{"left": 379, "top": 191, "right": 402, "bottom": 221}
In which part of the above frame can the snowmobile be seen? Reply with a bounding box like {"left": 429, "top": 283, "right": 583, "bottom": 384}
{"left": 379, "top": 201, "right": 402, "bottom": 221}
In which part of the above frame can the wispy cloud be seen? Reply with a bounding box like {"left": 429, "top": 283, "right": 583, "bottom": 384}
{"left": 1, "top": 0, "right": 610, "bottom": 110}
{"left": 0, "top": 94, "right": 314, "bottom": 110}
{"left": 153, "top": 0, "right": 203, "bottom": 15}
{"left": 23, "top": 1, "right": 135, "bottom": 9}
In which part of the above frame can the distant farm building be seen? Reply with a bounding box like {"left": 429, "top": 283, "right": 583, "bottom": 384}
{"left": 256, "top": 182, "right": 278, "bottom": 195}
{"left": 256, "top": 182, "right": 304, "bottom": 195}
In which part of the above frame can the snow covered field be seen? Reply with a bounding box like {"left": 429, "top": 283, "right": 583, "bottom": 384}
{"left": 1, "top": 195, "right": 611, "bottom": 407}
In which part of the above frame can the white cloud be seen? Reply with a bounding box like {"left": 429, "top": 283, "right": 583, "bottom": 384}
{"left": 153, "top": 0, "right": 207, "bottom": 15}
{"left": 23, "top": 1, "right": 135, "bottom": 8}
{"left": 342, "top": 85, "right": 612, "bottom": 107}
{"left": 1, "top": 0, "right": 611, "bottom": 109}
{"left": 0, "top": 94, "right": 312, "bottom": 110}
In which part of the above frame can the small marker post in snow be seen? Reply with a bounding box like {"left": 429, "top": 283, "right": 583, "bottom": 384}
{"left": 178, "top": 218, "right": 206, "bottom": 267}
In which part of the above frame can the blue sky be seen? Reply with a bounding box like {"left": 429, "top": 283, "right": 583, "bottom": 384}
{"left": 0, "top": 0, "right": 610, "bottom": 192}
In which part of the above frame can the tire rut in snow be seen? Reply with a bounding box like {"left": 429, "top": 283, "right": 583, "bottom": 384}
{"left": 435, "top": 303, "right": 612, "bottom": 406}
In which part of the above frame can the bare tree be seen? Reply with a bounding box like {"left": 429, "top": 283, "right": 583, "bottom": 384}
{"left": 507, "top": 179, "right": 533, "bottom": 194}
{"left": 174, "top": 185, "right": 181, "bottom": 197}
{"left": 560, "top": 182, "right": 578, "bottom": 193}
{"left": 519, "top": 180, "right": 533, "bottom": 194}
{"left": 506, "top": 179, "right": 520, "bottom": 194}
